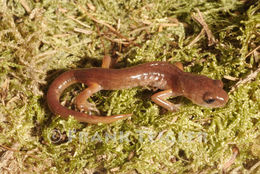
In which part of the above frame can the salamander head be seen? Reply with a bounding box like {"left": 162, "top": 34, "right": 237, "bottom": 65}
{"left": 181, "top": 74, "right": 229, "bottom": 108}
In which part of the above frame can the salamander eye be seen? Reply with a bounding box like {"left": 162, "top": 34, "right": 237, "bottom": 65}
{"left": 203, "top": 92, "right": 216, "bottom": 104}
{"left": 204, "top": 98, "right": 216, "bottom": 104}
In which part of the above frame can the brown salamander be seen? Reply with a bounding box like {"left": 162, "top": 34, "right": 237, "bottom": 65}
{"left": 47, "top": 57, "right": 228, "bottom": 124}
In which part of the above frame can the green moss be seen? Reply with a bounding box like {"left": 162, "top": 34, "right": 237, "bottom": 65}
{"left": 0, "top": 0, "right": 259, "bottom": 173}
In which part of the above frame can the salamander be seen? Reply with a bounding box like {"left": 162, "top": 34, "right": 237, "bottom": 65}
{"left": 47, "top": 57, "right": 228, "bottom": 124}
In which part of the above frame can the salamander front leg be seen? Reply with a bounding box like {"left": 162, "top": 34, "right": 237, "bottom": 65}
{"left": 151, "top": 89, "right": 180, "bottom": 111}
{"left": 75, "top": 83, "right": 102, "bottom": 114}
{"left": 174, "top": 62, "right": 183, "bottom": 71}
{"left": 102, "top": 55, "right": 112, "bottom": 68}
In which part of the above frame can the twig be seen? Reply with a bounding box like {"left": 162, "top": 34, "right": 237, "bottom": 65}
{"left": 73, "top": 28, "right": 93, "bottom": 35}
{"left": 158, "top": 22, "right": 180, "bottom": 32}
{"left": 230, "top": 166, "right": 242, "bottom": 174}
{"left": 192, "top": 8, "right": 217, "bottom": 46}
{"left": 67, "top": 16, "right": 91, "bottom": 29}
{"left": 80, "top": 6, "right": 141, "bottom": 47}
{"left": 222, "top": 146, "right": 239, "bottom": 173}
{"left": 34, "top": 50, "right": 57, "bottom": 64}
{"left": 248, "top": 160, "right": 260, "bottom": 174}
{"left": 87, "top": 3, "right": 96, "bottom": 11}
{"left": 19, "top": 0, "right": 31, "bottom": 13}
{"left": 187, "top": 29, "right": 206, "bottom": 47}
{"left": 103, "top": 35, "right": 130, "bottom": 45}
{"left": 96, "top": 24, "right": 107, "bottom": 55}
{"left": 230, "top": 66, "right": 260, "bottom": 92}
{"left": 223, "top": 75, "right": 239, "bottom": 81}
{"left": 129, "top": 26, "right": 151, "bottom": 35}
{"left": 0, "top": 144, "right": 39, "bottom": 159}
{"left": 245, "top": 45, "right": 260, "bottom": 59}
{"left": 0, "top": 144, "right": 18, "bottom": 152}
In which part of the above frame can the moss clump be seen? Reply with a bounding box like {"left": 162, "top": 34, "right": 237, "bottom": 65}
{"left": 0, "top": 0, "right": 259, "bottom": 173}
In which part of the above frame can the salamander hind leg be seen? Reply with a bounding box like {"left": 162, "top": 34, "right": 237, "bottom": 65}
{"left": 75, "top": 83, "right": 102, "bottom": 114}
{"left": 151, "top": 89, "right": 180, "bottom": 112}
